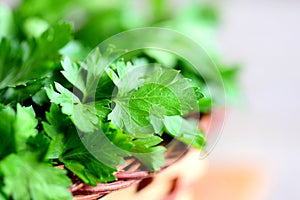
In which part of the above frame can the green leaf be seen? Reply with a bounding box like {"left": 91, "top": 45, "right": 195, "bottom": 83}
{"left": 46, "top": 48, "right": 110, "bottom": 133}
{"left": 131, "top": 136, "right": 165, "bottom": 171}
{"left": 0, "top": 22, "right": 73, "bottom": 90}
{"left": 43, "top": 104, "right": 70, "bottom": 159}
{"left": 103, "top": 123, "right": 134, "bottom": 151}
{"left": 0, "top": 186, "right": 6, "bottom": 200}
{"left": 61, "top": 125, "right": 133, "bottom": 185}
{"left": 59, "top": 40, "right": 89, "bottom": 61}
{"left": 44, "top": 104, "right": 166, "bottom": 183}
{"left": 46, "top": 82, "right": 107, "bottom": 132}
{"left": 0, "top": 104, "right": 49, "bottom": 161}
{"left": 93, "top": 100, "right": 111, "bottom": 121}
{"left": 32, "top": 88, "right": 49, "bottom": 106}
{"left": 35, "top": 22, "right": 73, "bottom": 58}
{"left": 45, "top": 82, "right": 80, "bottom": 116}
{"left": 43, "top": 105, "right": 131, "bottom": 185}
{"left": 0, "top": 104, "right": 38, "bottom": 154}
{"left": 0, "top": 78, "right": 46, "bottom": 105}
{"left": 145, "top": 50, "right": 177, "bottom": 68}
{"left": 108, "top": 101, "right": 154, "bottom": 136}
{"left": 14, "top": 104, "right": 38, "bottom": 152}
{"left": 62, "top": 154, "right": 117, "bottom": 185}
{"left": 164, "top": 116, "right": 205, "bottom": 149}
{"left": 198, "top": 97, "right": 212, "bottom": 113}
{"left": 0, "top": 38, "right": 25, "bottom": 89}
{"left": 83, "top": 48, "right": 106, "bottom": 101}
{"left": 109, "top": 66, "right": 199, "bottom": 136}
{"left": 72, "top": 103, "right": 99, "bottom": 132}
{"left": 0, "top": 106, "right": 15, "bottom": 160}
{"left": 95, "top": 70, "right": 116, "bottom": 99}
{"left": 60, "top": 57, "right": 85, "bottom": 93}
{"left": 46, "top": 82, "right": 99, "bottom": 132}
{"left": 23, "top": 17, "right": 49, "bottom": 38}
{"left": 64, "top": 129, "right": 130, "bottom": 175}
{"left": 0, "top": 3, "right": 14, "bottom": 38}
{"left": 0, "top": 154, "right": 72, "bottom": 200}
{"left": 129, "top": 83, "right": 181, "bottom": 126}
{"left": 132, "top": 136, "right": 162, "bottom": 149}
{"left": 105, "top": 60, "right": 135, "bottom": 86}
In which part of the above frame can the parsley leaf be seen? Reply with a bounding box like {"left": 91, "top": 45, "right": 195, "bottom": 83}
{"left": 0, "top": 104, "right": 72, "bottom": 200}
{"left": 164, "top": 116, "right": 205, "bottom": 149}
{"left": 43, "top": 104, "right": 167, "bottom": 184}
{"left": 14, "top": 104, "right": 39, "bottom": 152}
{"left": 0, "top": 23, "right": 72, "bottom": 90}
{"left": 46, "top": 48, "right": 110, "bottom": 132}
{"left": 0, "top": 154, "right": 72, "bottom": 200}
{"left": 43, "top": 105, "right": 130, "bottom": 185}
{"left": 131, "top": 136, "right": 165, "bottom": 171}
{"left": 0, "top": 104, "right": 38, "bottom": 155}
{"left": 109, "top": 66, "right": 199, "bottom": 136}
{"left": 0, "top": 78, "right": 47, "bottom": 105}
{"left": 0, "top": 106, "right": 15, "bottom": 159}
{"left": 45, "top": 82, "right": 80, "bottom": 116}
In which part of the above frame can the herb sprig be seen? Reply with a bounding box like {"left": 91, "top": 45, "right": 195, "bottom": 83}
{"left": 0, "top": 1, "right": 239, "bottom": 199}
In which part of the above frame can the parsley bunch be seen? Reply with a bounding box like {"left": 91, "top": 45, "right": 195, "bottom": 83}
{"left": 0, "top": 26, "right": 205, "bottom": 199}
{"left": 0, "top": 1, "right": 239, "bottom": 199}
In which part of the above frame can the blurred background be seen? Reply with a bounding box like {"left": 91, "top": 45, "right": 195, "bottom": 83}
{"left": 1, "top": 0, "right": 300, "bottom": 199}
{"left": 211, "top": 1, "right": 300, "bottom": 200}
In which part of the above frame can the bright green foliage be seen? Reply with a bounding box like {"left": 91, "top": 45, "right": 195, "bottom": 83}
{"left": 14, "top": 104, "right": 38, "bottom": 152}
{"left": 46, "top": 48, "right": 110, "bottom": 132}
{"left": 0, "top": 23, "right": 72, "bottom": 90}
{"left": 42, "top": 104, "right": 166, "bottom": 184}
{"left": 108, "top": 65, "right": 202, "bottom": 142}
{"left": 164, "top": 116, "right": 205, "bottom": 149}
{"left": 0, "top": 104, "right": 72, "bottom": 200}
{"left": 0, "top": 1, "right": 239, "bottom": 199}
{"left": 131, "top": 136, "right": 165, "bottom": 171}
{"left": 0, "top": 106, "right": 15, "bottom": 159}
{"left": 0, "top": 154, "right": 72, "bottom": 200}
{"left": 43, "top": 104, "right": 119, "bottom": 185}
{"left": 0, "top": 104, "right": 37, "bottom": 155}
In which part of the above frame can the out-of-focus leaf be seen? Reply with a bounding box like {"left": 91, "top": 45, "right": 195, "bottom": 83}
{"left": 164, "top": 115, "right": 205, "bottom": 149}
{"left": 0, "top": 23, "right": 73, "bottom": 89}
{"left": 0, "top": 154, "right": 72, "bottom": 200}
{"left": 0, "top": 3, "right": 14, "bottom": 38}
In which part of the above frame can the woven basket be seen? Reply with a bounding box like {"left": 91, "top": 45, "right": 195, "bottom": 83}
{"left": 66, "top": 113, "right": 211, "bottom": 200}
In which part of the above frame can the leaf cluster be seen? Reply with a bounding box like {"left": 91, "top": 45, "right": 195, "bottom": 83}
{"left": 0, "top": 1, "right": 239, "bottom": 199}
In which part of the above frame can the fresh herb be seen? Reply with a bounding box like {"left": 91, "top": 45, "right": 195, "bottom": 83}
{"left": 0, "top": 1, "right": 239, "bottom": 199}
{"left": 0, "top": 105, "right": 72, "bottom": 200}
